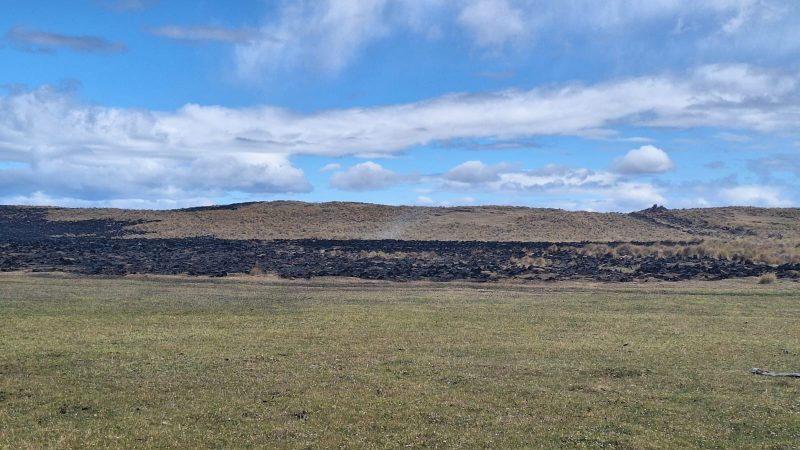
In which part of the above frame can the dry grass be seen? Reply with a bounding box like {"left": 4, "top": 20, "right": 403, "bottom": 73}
{"left": 575, "top": 239, "right": 800, "bottom": 265}
{"left": 39, "top": 202, "right": 800, "bottom": 247}
{"left": 29, "top": 202, "right": 800, "bottom": 266}
{"left": 1, "top": 274, "right": 798, "bottom": 448}
{"left": 510, "top": 255, "right": 551, "bottom": 268}
{"left": 759, "top": 273, "right": 777, "bottom": 284}
{"left": 42, "top": 201, "right": 706, "bottom": 242}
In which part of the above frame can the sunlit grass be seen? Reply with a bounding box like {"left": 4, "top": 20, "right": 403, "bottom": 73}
{"left": 1, "top": 274, "right": 798, "bottom": 448}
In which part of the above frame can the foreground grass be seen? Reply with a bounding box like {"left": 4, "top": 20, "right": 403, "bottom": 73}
{"left": 0, "top": 275, "right": 798, "bottom": 448}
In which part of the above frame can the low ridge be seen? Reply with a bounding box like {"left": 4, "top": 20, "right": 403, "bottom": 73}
{"left": 27, "top": 201, "right": 800, "bottom": 242}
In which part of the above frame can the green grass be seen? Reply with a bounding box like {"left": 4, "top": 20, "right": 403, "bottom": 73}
{"left": 1, "top": 274, "right": 798, "bottom": 448}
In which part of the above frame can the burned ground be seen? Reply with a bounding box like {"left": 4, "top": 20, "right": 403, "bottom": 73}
{"left": 2, "top": 206, "right": 797, "bottom": 282}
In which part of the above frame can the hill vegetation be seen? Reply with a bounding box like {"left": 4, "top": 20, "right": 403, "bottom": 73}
{"left": 38, "top": 201, "right": 800, "bottom": 242}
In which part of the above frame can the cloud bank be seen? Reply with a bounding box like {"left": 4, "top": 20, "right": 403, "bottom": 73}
{"left": 1, "top": 64, "right": 798, "bottom": 207}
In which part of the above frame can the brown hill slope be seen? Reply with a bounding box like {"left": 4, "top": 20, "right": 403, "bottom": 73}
{"left": 41, "top": 201, "right": 800, "bottom": 242}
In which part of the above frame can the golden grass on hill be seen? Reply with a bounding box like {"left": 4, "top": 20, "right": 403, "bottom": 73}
{"left": 40, "top": 201, "right": 800, "bottom": 244}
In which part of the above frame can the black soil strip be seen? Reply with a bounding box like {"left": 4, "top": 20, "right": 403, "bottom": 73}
{"left": 1, "top": 206, "right": 797, "bottom": 282}
{"left": 2, "top": 237, "right": 798, "bottom": 282}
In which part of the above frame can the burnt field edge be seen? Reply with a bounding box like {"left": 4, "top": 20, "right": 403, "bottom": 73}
{"left": 2, "top": 235, "right": 799, "bottom": 282}
{"left": 2, "top": 206, "right": 799, "bottom": 282}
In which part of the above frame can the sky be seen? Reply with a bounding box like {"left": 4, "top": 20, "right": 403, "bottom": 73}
{"left": 1, "top": 0, "right": 799, "bottom": 211}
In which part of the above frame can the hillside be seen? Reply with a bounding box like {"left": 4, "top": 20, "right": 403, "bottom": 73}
{"left": 2, "top": 202, "right": 799, "bottom": 281}
{"left": 37, "top": 201, "right": 800, "bottom": 242}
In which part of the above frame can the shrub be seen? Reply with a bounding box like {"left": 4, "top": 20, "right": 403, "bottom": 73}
{"left": 758, "top": 273, "right": 777, "bottom": 284}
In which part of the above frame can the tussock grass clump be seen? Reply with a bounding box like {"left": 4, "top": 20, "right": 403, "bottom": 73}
{"left": 511, "top": 255, "right": 551, "bottom": 268}
{"left": 759, "top": 273, "right": 777, "bottom": 284}
{"left": 578, "top": 243, "right": 613, "bottom": 257}
{"left": 357, "top": 250, "right": 437, "bottom": 260}
{"left": 575, "top": 239, "right": 800, "bottom": 266}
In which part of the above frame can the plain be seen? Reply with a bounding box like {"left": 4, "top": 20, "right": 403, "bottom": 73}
{"left": 0, "top": 274, "right": 798, "bottom": 448}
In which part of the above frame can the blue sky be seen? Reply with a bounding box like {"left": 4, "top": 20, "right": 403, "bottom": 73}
{"left": 1, "top": 0, "right": 799, "bottom": 210}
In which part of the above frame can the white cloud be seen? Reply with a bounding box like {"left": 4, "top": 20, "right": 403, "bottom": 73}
{"left": 442, "top": 196, "right": 477, "bottom": 206}
{"left": 457, "top": 0, "right": 527, "bottom": 48}
{"left": 234, "top": 0, "right": 391, "bottom": 79}
{"left": 413, "top": 195, "right": 477, "bottom": 207}
{"left": 432, "top": 160, "right": 664, "bottom": 211}
{"left": 329, "top": 161, "right": 400, "bottom": 191}
{"left": 6, "top": 26, "right": 127, "bottom": 53}
{"left": 158, "top": 64, "right": 799, "bottom": 157}
{"left": 601, "top": 182, "right": 665, "bottom": 208}
{"left": 444, "top": 160, "right": 510, "bottom": 183}
{"left": 146, "top": 26, "right": 259, "bottom": 43}
{"left": 491, "top": 165, "right": 618, "bottom": 191}
{"left": 1, "top": 191, "right": 213, "bottom": 210}
{"left": 2, "top": 64, "right": 799, "bottom": 205}
{"left": 319, "top": 163, "right": 341, "bottom": 172}
{"left": 228, "top": 0, "right": 799, "bottom": 79}
{"left": 715, "top": 131, "right": 752, "bottom": 142}
{"left": 719, "top": 185, "right": 791, "bottom": 207}
{"left": 614, "top": 145, "right": 675, "bottom": 174}
{"left": 415, "top": 195, "right": 435, "bottom": 205}
{"left": 0, "top": 85, "right": 312, "bottom": 203}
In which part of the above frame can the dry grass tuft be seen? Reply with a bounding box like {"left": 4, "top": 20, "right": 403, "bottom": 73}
{"left": 758, "top": 273, "right": 777, "bottom": 284}
{"left": 574, "top": 240, "right": 800, "bottom": 266}
{"left": 511, "top": 255, "right": 551, "bottom": 268}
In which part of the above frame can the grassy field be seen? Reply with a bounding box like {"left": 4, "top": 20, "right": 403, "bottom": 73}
{"left": 0, "top": 274, "right": 798, "bottom": 448}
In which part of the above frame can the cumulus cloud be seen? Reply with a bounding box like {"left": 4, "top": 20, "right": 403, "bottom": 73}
{"left": 491, "top": 165, "right": 618, "bottom": 191}
{"left": 329, "top": 162, "right": 400, "bottom": 191}
{"left": 5, "top": 27, "right": 127, "bottom": 53}
{"left": 444, "top": 160, "right": 510, "bottom": 183}
{"left": 0, "top": 86, "right": 312, "bottom": 204}
{"left": 614, "top": 145, "right": 675, "bottom": 174}
{"left": 0, "top": 153, "right": 311, "bottom": 204}
{"left": 145, "top": 26, "right": 259, "bottom": 43}
{"left": 432, "top": 160, "right": 664, "bottom": 211}
{"left": 719, "top": 185, "right": 791, "bottom": 207}
{"left": 2, "top": 64, "right": 799, "bottom": 205}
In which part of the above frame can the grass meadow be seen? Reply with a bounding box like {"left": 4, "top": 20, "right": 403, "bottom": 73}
{"left": 1, "top": 274, "right": 798, "bottom": 448}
